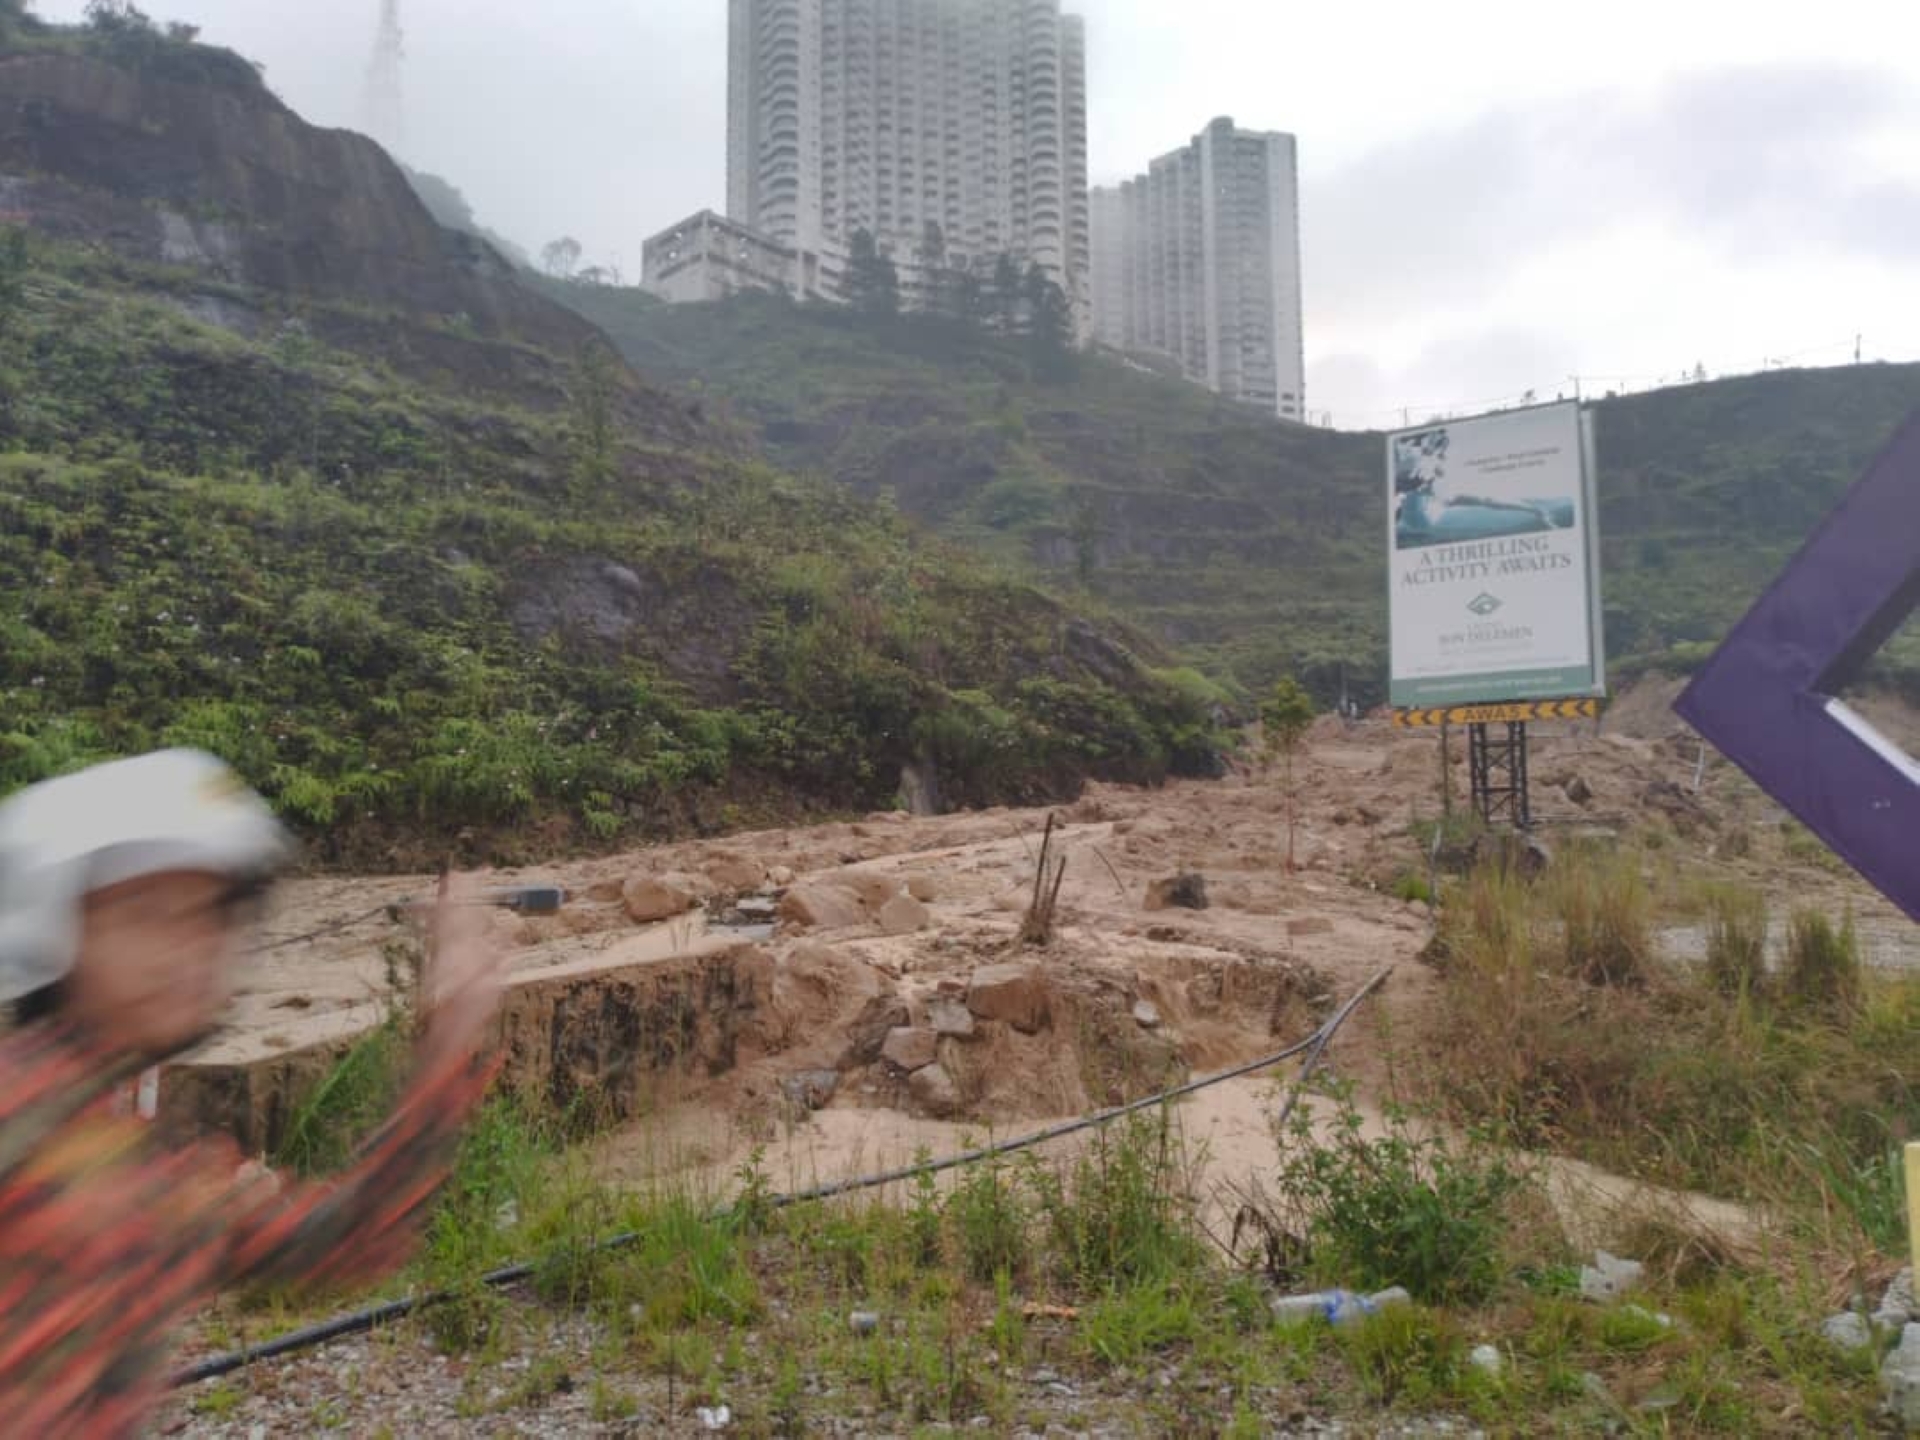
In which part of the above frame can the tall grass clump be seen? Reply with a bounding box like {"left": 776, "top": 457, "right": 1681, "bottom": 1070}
{"left": 1027, "top": 1110, "right": 1206, "bottom": 1289}
{"left": 1422, "top": 846, "right": 1920, "bottom": 1250}
{"left": 272, "top": 1014, "right": 410, "bottom": 1176}
{"left": 1543, "top": 842, "right": 1652, "bottom": 987}
{"left": 1781, "top": 909, "right": 1860, "bottom": 1015}
{"left": 1704, "top": 884, "right": 1769, "bottom": 998}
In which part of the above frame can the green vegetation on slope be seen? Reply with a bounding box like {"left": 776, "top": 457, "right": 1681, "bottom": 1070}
{"left": 556, "top": 286, "right": 1920, "bottom": 706}
{"left": 0, "top": 226, "right": 1221, "bottom": 859}
{"left": 547, "top": 286, "right": 1383, "bottom": 705}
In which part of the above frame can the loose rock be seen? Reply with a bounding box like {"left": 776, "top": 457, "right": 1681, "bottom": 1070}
{"left": 880, "top": 1026, "right": 939, "bottom": 1073}
{"left": 777, "top": 882, "right": 867, "bottom": 931}
{"left": 927, "top": 996, "right": 977, "bottom": 1039}
{"left": 622, "top": 874, "right": 702, "bottom": 924}
{"left": 1878, "top": 1269, "right": 1918, "bottom": 1329}
{"left": 1144, "top": 873, "right": 1209, "bottom": 911}
{"left": 840, "top": 996, "right": 912, "bottom": 1067}
{"left": 1579, "top": 1250, "right": 1645, "bottom": 1302}
{"left": 781, "top": 1070, "right": 840, "bottom": 1112}
{"left": 1132, "top": 999, "right": 1162, "bottom": 1029}
{"left": 706, "top": 855, "right": 765, "bottom": 893}
{"left": 1565, "top": 775, "right": 1595, "bottom": 806}
{"left": 909, "top": 1062, "right": 962, "bottom": 1118}
{"left": 1469, "top": 1344, "right": 1503, "bottom": 1375}
{"left": 967, "top": 963, "right": 1050, "bottom": 1034}
{"left": 846, "top": 871, "right": 905, "bottom": 913}
{"left": 849, "top": 1310, "right": 880, "bottom": 1336}
{"left": 1822, "top": 1312, "right": 1874, "bottom": 1353}
{"left": 1884, "top": 1324, "right": 1920, "bottom": 1430}
{"left": 878, "top": 893, "right": 932, "bottom": 936}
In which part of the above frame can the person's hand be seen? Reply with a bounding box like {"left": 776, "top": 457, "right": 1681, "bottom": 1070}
{"left": 418, "top": 873, "right": 505, "bottom": 1065}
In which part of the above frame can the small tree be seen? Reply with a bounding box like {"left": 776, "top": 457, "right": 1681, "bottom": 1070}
{"left": 568, "top": 339, "right": 620, "bottom": 486}
{"left": 951, "top": 268, "right": 988, "bottom": 328}
{"left": 540, "top": 236, "right": 582, "bottom": 279}
{"left": 1069, "top": 494, "right": 1100, "bottom": 589}
{"left": 844, "top": 228, "right": 899, "bottom": 317}
{"left": 915, "top": 219, "right": 946, "bottom": 271}
{"left": 0, "top": 227, "right": 28, "bottom": 343}
{"left": 992, "top": 252, "right": 1024, "bottom": 334}
{"left": 1024, "top": 262, "right": 1074, "bottom": 375}
{"left": 0, "top": 0, "right": 34, "bottom": 41}
{"left": 1260, "top": 676, "right": 1315, "bottom": 871}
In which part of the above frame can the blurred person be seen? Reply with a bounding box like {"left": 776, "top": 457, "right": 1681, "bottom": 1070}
{"left": 0, "top": 749, "right": 503, "bottom": 1437}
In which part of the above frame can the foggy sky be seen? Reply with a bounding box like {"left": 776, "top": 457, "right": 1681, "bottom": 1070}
{"left": 30, "top": 0, "right": 1920, "bottom": 427}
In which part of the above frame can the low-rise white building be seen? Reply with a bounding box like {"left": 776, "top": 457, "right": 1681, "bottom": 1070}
{"left": 641, "top": 210, "right": 841, "bottom": 304}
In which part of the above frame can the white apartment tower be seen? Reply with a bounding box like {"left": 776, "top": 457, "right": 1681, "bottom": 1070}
{"left": 727, "top": 0, "right": 1089, "bottom": 315}
{"left": 1091, "top": 118, "right": 1305, "bottom": 420}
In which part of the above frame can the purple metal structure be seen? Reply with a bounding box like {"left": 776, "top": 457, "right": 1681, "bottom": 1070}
{"left": 1674, "top": 409, "right": 1920, "bottom": 922}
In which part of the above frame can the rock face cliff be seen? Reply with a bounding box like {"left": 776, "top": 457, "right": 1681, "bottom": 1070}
{"left": 0, "top": 42, "right": 589, "bottom": 351}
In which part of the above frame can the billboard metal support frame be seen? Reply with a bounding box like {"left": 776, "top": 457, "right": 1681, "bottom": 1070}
{"left": 1468, "top": 721, "right": 1532, "bottom": 830}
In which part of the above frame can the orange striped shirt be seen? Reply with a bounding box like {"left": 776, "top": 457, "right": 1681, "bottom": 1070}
{"left": 0, "top": 1021, "right": 492, "bottom": 1437}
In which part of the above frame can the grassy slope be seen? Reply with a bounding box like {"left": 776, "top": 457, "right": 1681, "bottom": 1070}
{"left": 559, "top": 286, "right": 1920, "bottom": 705}
{"left": 0, "top": 232, "right": 1222, "bottom": 862}
{"left": 549, "top": 287, "right": 1382, "bottom": 703}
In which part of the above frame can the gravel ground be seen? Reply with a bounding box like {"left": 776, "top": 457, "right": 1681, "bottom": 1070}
{"left": 158, "top": 1309, "right": 1486, "bottom": 1439}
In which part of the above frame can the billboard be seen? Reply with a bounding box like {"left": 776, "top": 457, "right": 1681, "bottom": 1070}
{"left": 1387, "top": 402, "right": 1605, "bottom": 707}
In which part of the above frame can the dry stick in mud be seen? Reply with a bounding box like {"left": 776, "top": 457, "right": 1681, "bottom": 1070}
{"left": 1089, "top": 846, "right": 1132, "bottom": 904}
{"left": 1019, "top": 812, "right": 1069, "bottom": 947}
{"left": 172, "top": 968, "right": 1396, "bottom": 1390}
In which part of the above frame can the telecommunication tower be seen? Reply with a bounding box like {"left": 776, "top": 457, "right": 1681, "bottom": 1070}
{"left": 364, "top": 0, "right": 405, "bottom": 155}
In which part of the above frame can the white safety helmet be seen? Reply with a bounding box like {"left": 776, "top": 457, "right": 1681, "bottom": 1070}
{"left": 0, "top": 749, "right": 291, "bottom": 1005}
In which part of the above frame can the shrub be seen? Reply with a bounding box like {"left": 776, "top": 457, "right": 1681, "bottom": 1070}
{"left": 947, "top": 1153, "right": 1030, "bottom": 1285}
{"left": 1391, "top": 871, "right": 1434, "bottom": 905}
{"left": 1270, "top": 1087, "right": 1528, "bottom": 1305}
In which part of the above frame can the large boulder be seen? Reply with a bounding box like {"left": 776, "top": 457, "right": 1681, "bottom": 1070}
{"left": 778, "top": 882, "right": 867, "bottom": 931}
{"left": 966, "top": 964, "right": 1050, "bottom": 1034}
{"left": 622, "top": 874, "right": 704, "bottom": 924}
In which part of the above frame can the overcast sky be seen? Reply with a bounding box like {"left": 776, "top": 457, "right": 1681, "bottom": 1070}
{"left": 34, "top": 0, "right": 1920, "bottom": 426}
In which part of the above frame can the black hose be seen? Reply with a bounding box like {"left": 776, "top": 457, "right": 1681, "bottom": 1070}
{"left": 171, "top": 966, "right": 1392, "bottom": 1388}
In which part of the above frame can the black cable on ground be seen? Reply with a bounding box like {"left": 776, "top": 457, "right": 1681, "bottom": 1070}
{"left": 171, "top": 966, "right": 1393, "bottom": 1388}
{"left": 242, "top": 904, "right": 392, "bottom": 958}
